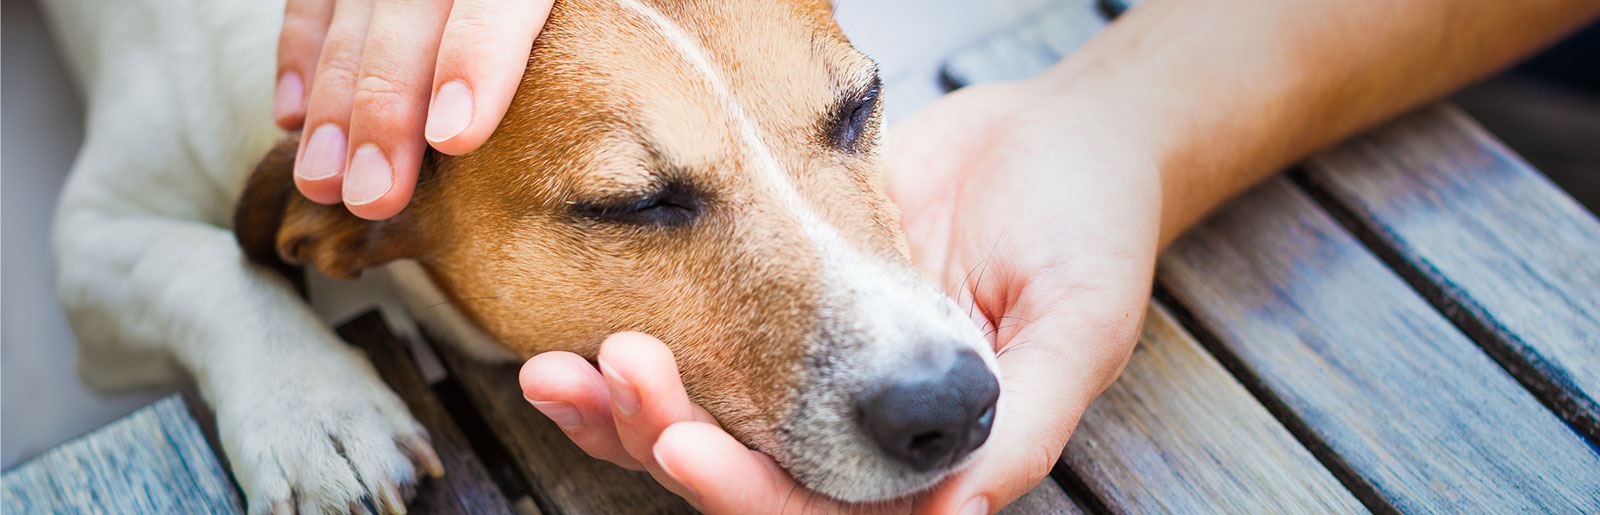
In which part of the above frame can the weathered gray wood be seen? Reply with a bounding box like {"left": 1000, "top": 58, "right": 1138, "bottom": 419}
{"left": 431, "top": 342, "right": 695, "bottom": 514}
{"left": 938, "top": 0, "right": 1106, "bottom": 87}
{"left": 1, "top": 395, "right": 244, "bottom": 514}
{"left": 338, "top": 313, "right": 514, "bottom": 515}
{"left": 1160, "top": 178, "right": 1600, "bottom": 511}
{"left": 1303, "top": 104, "right": 1600, "bottom": 441}
{"left": 940, "top": 7, "right": 1369, "bottom": 514}
{"left": 1060, "top": 303, "right": 1365, "bottom": 514}
{"left": 999, "top": 478, "right": 1091, "bottom": 515}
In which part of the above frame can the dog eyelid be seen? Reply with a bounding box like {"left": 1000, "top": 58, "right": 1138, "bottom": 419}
{"left": 568, "top": 178, "right": 703, "bottom": 227}
{"left": 826, "top": 73, "right": 883, "bottom": 152}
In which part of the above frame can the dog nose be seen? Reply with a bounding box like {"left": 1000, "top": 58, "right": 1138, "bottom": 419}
{"left": 857, "top": 349, "right": 999, "bottom": 471}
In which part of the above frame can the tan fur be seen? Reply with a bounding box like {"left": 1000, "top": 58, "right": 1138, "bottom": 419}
{"left": 238, "top": 0, "right": 902, "bottom": 469}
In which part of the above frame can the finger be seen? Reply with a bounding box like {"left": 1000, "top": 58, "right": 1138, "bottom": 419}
{"left": 595, "top": 333, "right": 719, "bottom": 504}
{"left": 519, "top": 352, "right": 645, "bottom": 470}
{"left": 653, "top": 422, "right": 800, "bottom": 514}
{"left": 424, "top": 0, "right": 553, "bottom": 154}
{"left": 340, "top": 0, "right": 455, "bottom": 220}
{"left": 596, "top": 333, "right": 717, "bottom": 465}
{"left": 293, "top": 0, "right": 376, "bottom": 204}
{"left": 914, "top": 329, "right": 1107, "bottom": 515}
{"left": 274, "top": 0, "right": 335, "bottom": 128}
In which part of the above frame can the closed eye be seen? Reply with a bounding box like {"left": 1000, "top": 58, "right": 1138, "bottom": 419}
{"left": 570, "top": 180, "right": 703, "bottom": 227}
{"left": 827, "top": 74, "right": 883, "bottom": 152}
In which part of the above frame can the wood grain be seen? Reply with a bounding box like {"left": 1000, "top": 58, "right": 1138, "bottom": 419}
{"left": 940, "top": 7, "right": 1368, "bottom": 513}
{"left": 1160, "top": 178, "right": 1600, "bottom": 511}
{"left": 430, "top": 342, "right": 695, "bottom": 515}
{"left": 1060, "top": 303, "right": 1365, "bottom": 513}
{"left": 1, "top": 395, "right": 244, "bottom": 514}
{"left": 999, "top": 478, "right": 1091, "bottom": 515}
{"left": 1302, "top": 104, "right": 1600, "bottom": 441}
{"left": 938, "top": 0, "right": 1105, "bottom": 88}
{"left": 338, "top": 313, "right": 514, "bottom": 515}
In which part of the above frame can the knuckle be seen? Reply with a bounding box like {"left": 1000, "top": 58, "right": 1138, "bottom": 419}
{"left": 1021, "top": 440, "right": 1060, "bottom": 485}
{"left": 441, "top": 15, "right": 503, "bottom": 52}
{"left": 354, "top": 73, "right": 408, "bottom": 100}
{"left": 446, "top": 10, "right": 501, "bottom": 34}
{"left": 312, "top": 63, "right": 361, "bottom": 92}
{"left": 351, "top": 74, "right": 413, "bottom": 114}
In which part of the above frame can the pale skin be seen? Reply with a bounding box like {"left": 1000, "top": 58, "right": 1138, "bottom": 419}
{"left": 277, "top": 0, "right": 1600, "bottom": 512}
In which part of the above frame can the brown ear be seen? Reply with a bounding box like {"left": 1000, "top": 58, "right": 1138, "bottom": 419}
{"left": 233, "top": 135, "right": 427, "bottom": 281}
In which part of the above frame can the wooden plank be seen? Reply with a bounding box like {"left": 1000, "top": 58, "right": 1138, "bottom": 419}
{"left": 1, "top": 395, "right": 244, "bottom": 513}
{"left": 1060, "top": 303, "right": 1364, "bottom": 513}
{"left": 938, "top": 0, "right": 1106, "bottom": 88}
{"left": 337, "top": 313, "right": 514, "bottom": 515}
{"left": 1302, "top": 104, "right": 1600, "bottom": 441}
{"left": 1159, "top": 178, "right": 1600, "bottom": 511}
{"left": 940, "top": 7, "right": 1366, "bottom": 513}
{"left": 999, "top": 478, "right": 1090, "bottom": 515}
{"left": 431, "top": 342, "right": 695, "bottom": 514}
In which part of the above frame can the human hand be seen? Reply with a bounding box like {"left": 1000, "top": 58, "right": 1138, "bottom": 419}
{"left": 274, "top": 0, "right": 553, "bottom": 219}
{"left": 518, "top": 80, "right": 1160, "bottom": 513}
{"left": 519, "top": 333, "right": 909, "bottom": 514}
{"left": 881, "top": 80, "right": 1159, "bottom": 512}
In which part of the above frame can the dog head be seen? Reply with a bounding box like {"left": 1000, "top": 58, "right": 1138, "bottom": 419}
{"left": 236, "top": 0, "right": 999, "bottom": 502}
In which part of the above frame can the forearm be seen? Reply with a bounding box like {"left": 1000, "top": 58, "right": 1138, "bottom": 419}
{"left": 1026, "top": 0, "right": 1600, "bottom": 246}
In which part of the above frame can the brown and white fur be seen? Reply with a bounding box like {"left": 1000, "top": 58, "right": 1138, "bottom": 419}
{"left": 44, "top": 0, "right": 999, "bottom": 511}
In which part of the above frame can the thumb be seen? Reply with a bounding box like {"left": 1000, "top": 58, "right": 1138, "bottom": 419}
{"left": 916, "top": 330, "right": 1110, "bottom": 514}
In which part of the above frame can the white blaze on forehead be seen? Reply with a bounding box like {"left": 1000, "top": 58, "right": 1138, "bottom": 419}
{"left": 613, "top": 0, "right": 1001, "bottom": 500}
{"left": 615, "top": 0, "right": 845, "bottom": 247}
{"left": 611, "top": 0, "right": 992, "bottom": 357}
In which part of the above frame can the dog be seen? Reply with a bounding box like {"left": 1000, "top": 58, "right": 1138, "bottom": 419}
{"left": 44, "top": 0, "right": 1001, "bottom": 511}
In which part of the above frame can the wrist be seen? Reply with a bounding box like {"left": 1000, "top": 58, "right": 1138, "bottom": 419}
{"left": 1007, "top": 73, "right": 1193, "bottom": 247}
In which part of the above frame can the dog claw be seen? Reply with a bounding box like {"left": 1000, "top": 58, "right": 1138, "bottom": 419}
{"left": 270, "top": 500, "right": 293, "bottom": 515}
{"left": 378, "top": 481, "right": 407, "bottom": 515}
{"left": 400, "top": 435, "right": 445, "bottom": 478}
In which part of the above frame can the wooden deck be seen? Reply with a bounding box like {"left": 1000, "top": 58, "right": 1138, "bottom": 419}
{"left": 6, "top": 0, "right": 1599, "bottom": 512}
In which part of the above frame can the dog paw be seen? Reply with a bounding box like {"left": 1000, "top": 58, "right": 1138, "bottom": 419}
{"left": 214, "top": 348, "right": 444, "bottom": 514}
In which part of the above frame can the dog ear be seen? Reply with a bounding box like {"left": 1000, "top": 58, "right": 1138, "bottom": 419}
{"left": 233, "top": 135, "right": 428, "bottom": 281}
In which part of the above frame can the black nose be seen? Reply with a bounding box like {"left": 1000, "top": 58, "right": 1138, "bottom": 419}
{"left": 857, "top": 350, "right": 1000, "bottom": 471}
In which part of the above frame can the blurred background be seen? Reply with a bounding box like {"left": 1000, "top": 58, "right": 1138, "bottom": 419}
{"left": 3, "top": 0, "right": 1596, "bottom": 469}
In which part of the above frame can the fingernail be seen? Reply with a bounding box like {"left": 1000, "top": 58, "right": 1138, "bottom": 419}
{"left": 652, "top": 443, "right": 683, "bottom": 484}
{"left": 599, "top": 359, "right": 641, "bottom": 416}
{"left": 425, "top": 80, "right": 473, "bottom": 143}
{"left": 273, "top": 71, "right": 304, "bottom": 121}
{"left": 529, "top": 400, "right": 583, "bottom": 430}
{"left": 343, "top": 144, "right": 393, "bottom": 205}
{"left": 960, "top": 496, "right": 989, "bottom": 515}
{"left": 297, "top": 124, "right": 346, "bottom": 181}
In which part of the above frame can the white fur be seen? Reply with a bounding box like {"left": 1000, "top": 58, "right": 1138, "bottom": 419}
{"left": 42, "top": 1, "right": 428, "bottom": 512}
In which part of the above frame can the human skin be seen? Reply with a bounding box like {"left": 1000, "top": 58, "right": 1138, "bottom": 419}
{"left": 273, "top": 0, "right": 553, "bottom": 220}
{"left": 515, "top": 0, "right": 1599, "bottom": 513}
{"left": 274, "top": 0, "right": 1600, "bottom": 512}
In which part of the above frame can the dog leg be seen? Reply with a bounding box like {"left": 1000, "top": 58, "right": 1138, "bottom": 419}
{"left": 43, "top": 0, "right": 442, "bottom": 511}
{"left": 55, "top": 207, "right": 439, "bottom": 514}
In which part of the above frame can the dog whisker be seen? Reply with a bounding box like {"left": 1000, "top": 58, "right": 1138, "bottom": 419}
{"left": 418, "top": 295, "right": 503, "bottom": 314}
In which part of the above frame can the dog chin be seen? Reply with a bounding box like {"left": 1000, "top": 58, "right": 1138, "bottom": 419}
{"left": 799, "top": 451, "right": 978, "bottom": 504}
